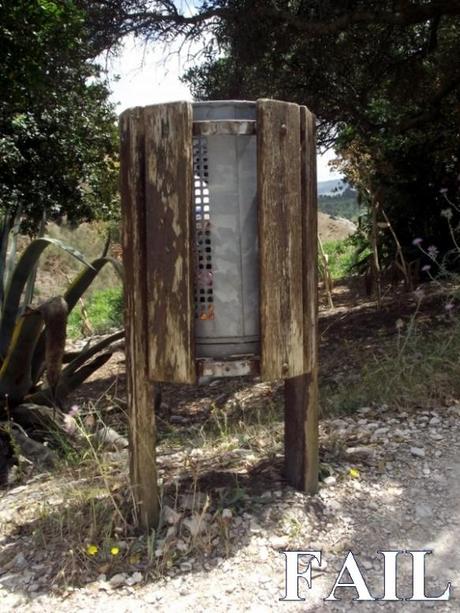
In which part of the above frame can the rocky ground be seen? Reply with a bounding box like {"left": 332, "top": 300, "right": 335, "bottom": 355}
{"left": 1, "top": 394, "right": 459, "bottom": 612}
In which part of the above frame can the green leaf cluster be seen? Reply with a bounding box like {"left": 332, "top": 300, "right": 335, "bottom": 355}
{"left": 0, "top": 0, "right": 119, "bottom": 233}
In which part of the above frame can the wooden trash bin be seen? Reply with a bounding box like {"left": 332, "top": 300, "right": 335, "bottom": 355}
{"left": 120, "top": 99, "right": 319, "bottom": 530}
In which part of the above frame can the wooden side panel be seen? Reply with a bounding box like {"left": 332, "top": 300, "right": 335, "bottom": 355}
{"left": 301, "top": 107, "right": 319, "bottom": 377}
{"left": 284, "top": 106, "right": 319, "bottom": 494}
{"left": 120, "top": 108, "right": 159, "bottom": 529}
{"left": 257, "top": 99, "right": 305, "bottom": 380}
{"left": 302, "top": 106, "right": 319, "bottom": 493}
{"left": 144, "top": 102, "right": 196, "bottom": 384}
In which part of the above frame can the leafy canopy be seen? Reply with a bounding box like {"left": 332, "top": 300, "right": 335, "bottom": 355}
{"left": 0, "top": 0, "right": 119, "bottom": 233}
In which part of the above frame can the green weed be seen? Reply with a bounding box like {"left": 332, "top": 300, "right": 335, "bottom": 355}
{"left": 322, "top": 307, "right": 460, "bottom": 414}
{"left": 68, "top": 286, "right": 123, "bottom": 338}
{"left": 322, "top": 238, "right": 358, "bottom": 279}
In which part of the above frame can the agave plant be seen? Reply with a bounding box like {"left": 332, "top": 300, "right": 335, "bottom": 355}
{"left": 0, "top": 211, "right": 123, "bottom": 439}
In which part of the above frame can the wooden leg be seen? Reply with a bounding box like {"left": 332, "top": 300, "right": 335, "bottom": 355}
{"left": 120, "top": 107, "right": 159, "bottom": 530}
{"left": 284, "top": 371, "right": 318, "bottom": 493}
{"left": 127, "top": 369, "right": 159, "bottom": 531}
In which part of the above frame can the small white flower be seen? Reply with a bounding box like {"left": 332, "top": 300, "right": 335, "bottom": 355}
{"left": 441, "top": 208, "right": 453, "bottom": 220}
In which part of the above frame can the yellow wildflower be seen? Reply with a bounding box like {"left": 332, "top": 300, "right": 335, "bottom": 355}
{"left": 86, "top": 544, "right": 98, "bottom": 556}
{"left": 110, "top": 546, "right": 120, "bottom": 556}
{"left": 349, "top": 468, "right": 360, "bottom": 479}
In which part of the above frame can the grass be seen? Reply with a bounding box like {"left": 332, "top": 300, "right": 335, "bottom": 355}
{"left": 322, "top": 238, "right": 358, "bottom": 279}
{"left": 322, "top": 306, "right": 460, "bottom": 415}
{"left": 3, "top": 391, "right": 279, "bottom": 588}
{"left": 67, "top": 286, "right": 123, "bottom": 338}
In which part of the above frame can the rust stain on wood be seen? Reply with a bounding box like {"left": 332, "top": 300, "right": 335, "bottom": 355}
{"left": 257, "top": 99, "right": 305, "bottom": 380}
{"left": 120, "top": 107, "right": 159, "bottom": 529}
{"left": 144, "top": 102, "right": 196, "bottom": 384}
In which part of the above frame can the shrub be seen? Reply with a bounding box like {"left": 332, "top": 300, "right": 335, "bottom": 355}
{"left": 68, "top": 287, "right": 123, "bottom": 338}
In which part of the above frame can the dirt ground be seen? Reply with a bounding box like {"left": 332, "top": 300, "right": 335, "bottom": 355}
{"left": 1, "top": 281, "right": 459, "bottom": 611}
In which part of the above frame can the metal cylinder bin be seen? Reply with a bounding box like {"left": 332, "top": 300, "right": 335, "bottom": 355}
{"left": 192, "top": 101, "right": 259, "bottom": 359}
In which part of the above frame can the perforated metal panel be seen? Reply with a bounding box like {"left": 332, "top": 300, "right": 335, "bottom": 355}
{"left": 193, "top": 137, "right": 214, "bottom": 321}
{"left": 192, "top": 101, "right": 260, "bottom": 359}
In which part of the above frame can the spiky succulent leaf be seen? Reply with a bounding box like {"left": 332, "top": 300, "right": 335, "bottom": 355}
{"left": 0, "top": 309, "right": 44, "bottom": 405}
{"left": 0, "top": 237, "right": 93, "bottom": 359}
{"left": 27, "top": 352, "right": 113, "bottom": 407}
{"left": 31, "top": 256, "right": 123, "bottom": 384}
{"left": 63, "top": 256, "right": 123, "bottom": 312}
{"left": 62, "top": 330, "right": 124, "bottom": 378}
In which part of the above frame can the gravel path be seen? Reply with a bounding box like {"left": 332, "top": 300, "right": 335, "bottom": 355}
{"left": 1, "top": 403, "right": 460, "bottom": 612}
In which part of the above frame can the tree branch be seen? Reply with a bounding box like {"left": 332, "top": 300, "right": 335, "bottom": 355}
{"left": 80, "top": 0, "right": 460, "bottom": 48}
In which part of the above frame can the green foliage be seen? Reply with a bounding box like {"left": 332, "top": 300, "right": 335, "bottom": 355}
{"left": 322, "top": 239, "right": 358, "bottom": 280}
{"left": 324, "top": 311, "right": 460, "bottom": 415}
{"left": 0, "top": 217, "right": 122, "bottom": 414}
{"left": 0, "top": 0, "right": 119, "bottom": 232}
{"left": 318, "top": 190, "right": 360, "bottom": 222}
{"left": 68, "top": 287, "right": 123, "bottom": 338}
{"left": 175, "top": 1, "right": 460, "bottom": 267}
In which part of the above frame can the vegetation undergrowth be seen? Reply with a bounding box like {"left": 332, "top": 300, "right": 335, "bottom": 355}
{"left": 3, "top": 387, "right": 286, "bottom": 588}
{"left": 68, "top": 286, "right": 123, "bottom": 338}
{"left": 323, "top": 293, "right": 460, "bottom": 415}
{"left": 322, "top": 238, "right": 363, "bottom": 280}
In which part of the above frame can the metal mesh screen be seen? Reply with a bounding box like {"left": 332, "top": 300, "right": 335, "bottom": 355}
{"left": 193, "top": 137, "right": 214, "bottom": 320}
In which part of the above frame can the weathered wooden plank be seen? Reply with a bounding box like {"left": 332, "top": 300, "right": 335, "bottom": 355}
{"left": 120, "top": 107, "right": 159, "bottom": 529}
{"left": 284, "top": 106, "right": 319, "bottom": 494}
{"left": 144, "top": 102, "right": 196, "bottom": 384}
{"left": 301, "top": 107, "right": 319, "bottom": 377}
{"left": 302, "top": 106, "right": 319, "bottom": 493}
{"left": 193, "top": 120, "right": 256, "bottom": 136}
{"left": 257, "top": 99, "right": 305, "bottom": 380}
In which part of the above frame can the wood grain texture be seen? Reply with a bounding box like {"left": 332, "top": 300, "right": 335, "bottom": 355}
{"left": 302, "top": 106, "right": 319, "bottom": 493}
{"left": 144, "top": 102, "right": 196, "bottom": 384}
{"left": 284, "top": 106, "right": 319, "bottom": 494}
{"left": 257, "top": 99, "right": 305, "bottom": 380}
{"left": 120, "top": 107, "right": 159, "bottom": 529}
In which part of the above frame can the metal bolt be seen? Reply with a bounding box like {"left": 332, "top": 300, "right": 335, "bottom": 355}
{"left": 280, "top": 123, "right": 287, "bottom": 135}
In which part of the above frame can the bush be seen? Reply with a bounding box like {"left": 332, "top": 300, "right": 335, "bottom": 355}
{"left": 323, "top": 302, "right": 460, "bottom": 415}
{"left": 68, "top": 287, "right": 123, "bottom": 338}
{"left": 322, "top": 238, "right": 358, "bottom": 280}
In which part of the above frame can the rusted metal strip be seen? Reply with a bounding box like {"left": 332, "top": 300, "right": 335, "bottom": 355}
{"left": 196, "top": 357, "right": 260, "bottom": 380}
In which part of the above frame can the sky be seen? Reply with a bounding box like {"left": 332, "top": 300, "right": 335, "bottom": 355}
{"left": 106, "top": 36, "right": 341, "bottom": 183}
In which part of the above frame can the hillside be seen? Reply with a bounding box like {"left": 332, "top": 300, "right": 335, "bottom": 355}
{"left": 318, "top": 180, "right": 360, "bottom": 222}
{"left": 318, "top": 211, "right": 356, "bottom": 242}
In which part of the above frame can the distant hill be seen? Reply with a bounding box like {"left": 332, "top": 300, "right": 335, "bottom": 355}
{"left": 318, "top": 212, "right": 356, "bottom": 242}
{"left": 318, "top": 179, "right": 348, "bottom": 196}
{"left": 318, "top": 179, "right": 360, "bottom": 221}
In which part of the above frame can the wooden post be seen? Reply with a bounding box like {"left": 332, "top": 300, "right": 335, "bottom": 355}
{"left": 257, "top": 99, "right": 305, "bottom": 380}
{"left": 284, "top": 107, "right": 319, "bottom": 494}
{"left": 120, "top": 108, "right": 159, "bottom": 530}
{"left": 144, "top": 103, "right": 196, "bottom": 384}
